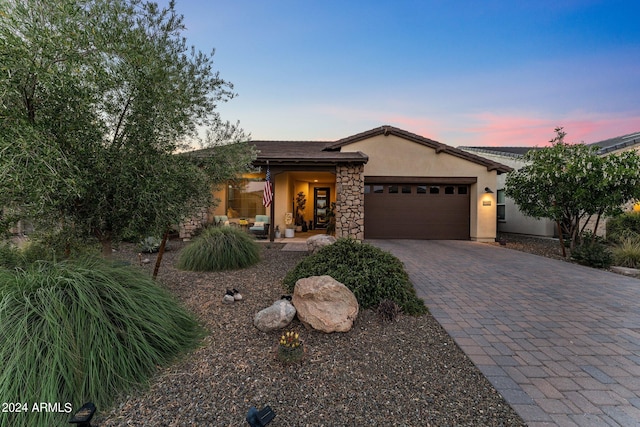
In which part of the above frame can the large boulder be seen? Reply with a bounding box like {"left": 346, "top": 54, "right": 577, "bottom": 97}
{"left": 306, "top": 234, "right": 336, "bottom": 254}
{"left": 292, "top": 275, "right": 359, "bottom": 333}
{"left": 253, "top": 299, "right": 296, "bottom": 332}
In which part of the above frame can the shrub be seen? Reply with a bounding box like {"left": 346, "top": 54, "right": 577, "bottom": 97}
{"left": 612, "top": 237, "right": 640, "bottom": 268}
{"left": 139, "top": 236, "right": 162, "bottom": 253}
{"left": 606, "top": 212, "right": 640, "bottom": 243}
{"left": 283, "top": 238, "right": 427, "bottom": 315}
{"left": 0, "top": 241, "right": 57, "bottom": 269}
{"left": 176, "top": 226, "right": 260, "bottom": 271}
{"left": 0, "top": 257, "right": 203, "bottom": 427}
{"left": 0, "top": 242, "right": 22, "bottom": 269}
{"left": 377, "top": 299, "right": 402, "bottom": 322}
{"left": 571, "top": 240, "right": 612, "bottom": 269}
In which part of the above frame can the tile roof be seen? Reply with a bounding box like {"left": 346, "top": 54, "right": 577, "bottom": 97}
{"left": 460, "top": 146, "right": 542, "bottom": 158}
{"left": 588, "top": 131, "right": 640, "bottom": 154}
{"left": 185, "top": 140, "right": 368, "bottom": 165}
{"left": 185, "top": 125, "right": 514, "bottom": 173}
{"left": 252, "top": 140, "right": 368, "bottom": 164}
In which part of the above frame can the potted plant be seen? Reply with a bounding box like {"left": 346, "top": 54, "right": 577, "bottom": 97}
{"left": 285, "top": 224, "right": 295, "bottom": 238}
{"left": 275, "top": 225, "right": 281, "bottom": 239}
{"left": 284, "top": 213, "right": 295, "bottom": 238}
{"left": 294, "top": 192, "right": 306, "bottom": 232}
{"left": 326, "top": 202, "right": 336, "bottom": 236}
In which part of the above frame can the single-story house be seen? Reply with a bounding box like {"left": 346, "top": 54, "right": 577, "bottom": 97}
{"left": 461, "top": 130, "right": 640, "bottom": 237}
{"left": 186, "top": 125, "right": 512, "bottom": 242}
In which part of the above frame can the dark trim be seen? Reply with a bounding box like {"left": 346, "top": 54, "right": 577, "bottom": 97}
{"left": 364, "top": 176, "right": 478, "bottom": 185}
{"left": 255, "top": 164, "right": 337, "bottom": 174}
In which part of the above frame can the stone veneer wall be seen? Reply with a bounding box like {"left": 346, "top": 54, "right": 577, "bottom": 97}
{"left": 335, "top": 163, "right": 365, "bottom": 240}
{"left": 179, "top": 207, "right": 209, "bottom": 240}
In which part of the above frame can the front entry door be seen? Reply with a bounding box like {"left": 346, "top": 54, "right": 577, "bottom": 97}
{"left": 314, "top": 187, "right": 330, "bottom": 229}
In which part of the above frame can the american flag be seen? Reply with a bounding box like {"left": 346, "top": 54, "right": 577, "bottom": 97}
{"left": 263, "top": 165, "right": 273, "bottom": 207}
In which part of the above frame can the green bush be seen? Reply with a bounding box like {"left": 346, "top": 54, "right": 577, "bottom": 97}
{"left": 283, "top": 238, "right": 427, "bottom": 315}
{"left": 0, "top": 241, "right": 57, "bottom": 269}
{"left": 612, "top": 237, "right": 640, "bottom": 268}
{"left": 571, "top": 240, "right": 613, "bottom": 269}
{"left": 176, "top": 226, "right": 260, "bottom": 271}
{"left": 0, "top": 243, "right": 22, "bottom": 269}
{"left": 606, "top": 212, "right": 640, "bottom": 243}
{"left": 0, "top": 257, "right": 203, "bottom": 427}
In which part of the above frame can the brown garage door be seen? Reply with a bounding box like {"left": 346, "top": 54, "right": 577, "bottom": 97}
{"left": 364, "top": 183, "right": 470, "bottom": 239}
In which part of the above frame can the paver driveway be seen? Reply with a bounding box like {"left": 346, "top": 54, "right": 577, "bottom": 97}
{"left": 369, "top": 239, "right": 640, "bottom": 427}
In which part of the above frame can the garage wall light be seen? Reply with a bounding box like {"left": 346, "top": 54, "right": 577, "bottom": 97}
{"left": 484, "top": 187, "right": 494, "bottom": 194}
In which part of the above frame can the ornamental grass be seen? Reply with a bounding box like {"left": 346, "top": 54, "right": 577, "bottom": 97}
{"left": 612, "top": 236, "right": 640, "bottom": 269}
{"left": 0, "top": 257, "right": 203, "bottom": 427}
{"left": 176, "top": 226, "right": 260, "bottom": 271}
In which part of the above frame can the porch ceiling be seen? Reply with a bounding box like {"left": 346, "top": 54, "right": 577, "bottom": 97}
{"left": 287, "top": 171, "right": 335, "bottom": 184}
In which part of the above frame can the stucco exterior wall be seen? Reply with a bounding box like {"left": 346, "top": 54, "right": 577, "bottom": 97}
{"left": 461, "top": 149, "right": 556, "bottom": 237}
{"left": 340, "top": 134, "right": 500, "bottom": 242}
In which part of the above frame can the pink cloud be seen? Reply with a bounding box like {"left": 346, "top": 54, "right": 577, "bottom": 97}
{"left": 464, "top": 112, "right": 640, "bottom": 147}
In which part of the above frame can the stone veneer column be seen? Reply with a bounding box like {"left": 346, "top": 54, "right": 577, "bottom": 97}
{"left": 179, "top": 207, "right": 209, "bottom": 240}
{"left": 335, "top": 163, "right": 365, "bottom": 240}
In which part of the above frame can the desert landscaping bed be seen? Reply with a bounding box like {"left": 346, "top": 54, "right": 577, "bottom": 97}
{"left": 95, "top": 240, "right": 525, "bottom": 426}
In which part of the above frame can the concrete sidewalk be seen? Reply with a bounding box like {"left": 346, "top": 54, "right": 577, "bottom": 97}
{"left": 370, "top": 239, "right": 640, "bottom": 427}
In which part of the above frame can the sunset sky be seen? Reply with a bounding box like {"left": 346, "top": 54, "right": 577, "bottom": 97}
{"left": 160, "top": 0, "right": 640, "bottom": 147}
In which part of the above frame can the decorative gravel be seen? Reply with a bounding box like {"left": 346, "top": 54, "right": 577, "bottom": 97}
{"left": 95, "top": 240, "right": 526, "bottom": 426}
{"left": 491, "top": 232, "right": 569, "bottom": 260}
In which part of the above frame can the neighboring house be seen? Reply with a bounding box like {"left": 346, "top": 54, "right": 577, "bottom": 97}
{"left": 589, "top": 131, "right": 640, "bottom": 155}
{"left": 459, "top": 146, "right": 556, "bottom": 237}
{"left": 188, "top": 125, "right": 512, "bottom": 242}
{"left": 590, "top": 131, "right": 640, "bottom": 213}
{"left": 461, "top": 130, "right": 640, "bottom": 237}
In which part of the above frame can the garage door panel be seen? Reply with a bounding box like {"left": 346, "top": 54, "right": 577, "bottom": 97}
{"left": 364, "top": 184, "right": 469, "bottom": 239}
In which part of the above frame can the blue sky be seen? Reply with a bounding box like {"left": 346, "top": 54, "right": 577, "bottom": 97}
{"left": 160, "top": 0, "right": 640, "bottom": 147}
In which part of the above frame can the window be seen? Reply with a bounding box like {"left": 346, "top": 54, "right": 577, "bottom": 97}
{"left": 458, "top": 186, "right": 468, "bottom": 195}
{"left": 444, "top": 186, "right": 455, "bottom": 194}
{"left": 497, "top": 189, "right": 506, "bottom": 221}
{"left": 417, "top": 185, "right": 427, "bottom": 194}
{"left": 373, "top": 185, "right": 384, "bottom": 193}
{"left": 227, "top": 179, "right": 267, "bottom": 218}
{"left": 388, "top": 185, "right": 399, "bottom": 194}
{"left": 430, "top": 186, "right": 440, "bottom": 194}
{"left": 401, "top": 185, "right": 412, "bottom": 194}
{"left": 364, "top": 185, "right": 370, "bottom": 194}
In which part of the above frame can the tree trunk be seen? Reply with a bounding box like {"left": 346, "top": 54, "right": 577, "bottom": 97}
{"left": 556, "top": 220, "right": 566, "bottom": 258}
{"left": 153, "top": 229, "right": 169, "bottom": 280}
{"left": 592, "top": 211, "right": 603, "bottom": 237}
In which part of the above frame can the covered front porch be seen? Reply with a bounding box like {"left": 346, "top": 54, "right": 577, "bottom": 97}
{"left": 209, "top": 161, "right": 366, "bottom": 241}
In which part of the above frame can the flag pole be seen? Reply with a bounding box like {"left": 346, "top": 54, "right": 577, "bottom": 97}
{"left": 268, "top": 161, "right": 275, "bottom": 242}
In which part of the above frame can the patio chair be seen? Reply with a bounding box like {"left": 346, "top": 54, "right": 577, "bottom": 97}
{"left": 249, "top": 215, "right": 270, "bottom": 239}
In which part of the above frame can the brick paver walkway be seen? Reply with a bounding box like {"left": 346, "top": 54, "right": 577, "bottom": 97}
{"left": 369, "top": 240, "right": 640, "bottom": 427}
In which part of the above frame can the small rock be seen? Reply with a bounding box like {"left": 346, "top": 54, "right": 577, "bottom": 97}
{"left": 222, "top": 294, "right": 235, "bottom": 304}
{"left": 253, "top": 300, "right": 296, "bottom": 332}
{"left": 306, "top": 234, "right": 336, "bottom": 254}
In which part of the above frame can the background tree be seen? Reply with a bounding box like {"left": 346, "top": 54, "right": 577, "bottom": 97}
{"left": 505, "top": 127, "right": 640, "bottom": 252}
{"left": 0, "top": 0, "right": 255, "bottom": 255}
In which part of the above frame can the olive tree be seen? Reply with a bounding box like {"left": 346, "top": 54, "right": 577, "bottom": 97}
{"left": 505, "top": 127, "right": 640, "bottom": 251}
{"left": 0, "top": 0, "right": 255, "bottom": 256}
